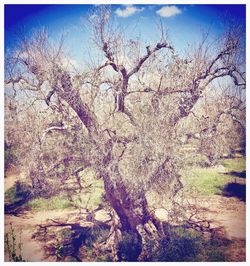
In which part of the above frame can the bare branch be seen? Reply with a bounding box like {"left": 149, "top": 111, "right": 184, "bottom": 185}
{"left": 128, "top": 42, "right": 174, "bottom": 78}
{"left": 40, "top": 125, "right": 68, "bottom": 144}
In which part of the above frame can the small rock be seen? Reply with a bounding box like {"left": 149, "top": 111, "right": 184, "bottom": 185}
{"left": 154, "top": 208, "right": 168, "bottom": 221}
{"left": 95, "top": 210, "right": 111, "bottom": 223}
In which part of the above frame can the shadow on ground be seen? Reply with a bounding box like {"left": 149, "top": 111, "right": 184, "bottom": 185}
{"left": 224, "top": 171, "right": 246, "bottom": 179}
{"left": 32, "top": 219, "right": 111, "bottom": 262}
{"left": 31, "top": 217, "right": 236, "bottom": 262}
{"left": 219, "top": 182, "right": 246, "bottom": 202}
{"left": 4, "top": 181, "right": 32, "bottom": 215}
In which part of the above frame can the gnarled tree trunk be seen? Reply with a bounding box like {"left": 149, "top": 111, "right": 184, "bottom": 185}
{"left": 100, "top": 160, "right": 181, "bottom": 261}
{"left": 103, "top": 176, "right": 159, "bottom": 260}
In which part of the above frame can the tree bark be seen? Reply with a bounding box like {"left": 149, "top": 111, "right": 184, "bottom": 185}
{"left": 103, "top": 164, "right": 160, "bottom": 230}
{"left": 102, "top": 174, "right": 162, "bottom": 261}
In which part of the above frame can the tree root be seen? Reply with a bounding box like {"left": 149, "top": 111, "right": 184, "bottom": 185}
{"left": 136, "top": 219, "right": 161, "bottom": 261}
{"left": 93, "top": 209, "right": 122, "bottom": 261}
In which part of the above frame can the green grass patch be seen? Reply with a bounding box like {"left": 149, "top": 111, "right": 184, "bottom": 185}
{"left": 5, "top": 182, "right": 32, "bottom": 206}
{"left": 181, "top": 167, "right": 233, "bottom": 196}
{"left": 24, "top": 167, "right": 105, "bottom": 211}
{"left": 70, "top": 181, "right": 104, "bottom": 211}
{"left": 181, "top": 157, "right": 245, "bottom": 196}
{"left": 5, "top": 186, "right": 20, "bottom": 204}
{"left": 26, "top": 179, "right": 104, "bottom": 211}
{"left": 26, "top": 193, "right": 72, "bottom": 210}
{"left": 222, "top": 157, "right": 246, "bottom": 173}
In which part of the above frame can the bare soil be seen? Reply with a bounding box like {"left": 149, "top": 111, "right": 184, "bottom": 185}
{"left": 4, "top": 209, "right": 82, "bottom": 261}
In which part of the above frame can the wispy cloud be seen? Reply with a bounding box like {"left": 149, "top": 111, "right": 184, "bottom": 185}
{"left": 115, "top": 5, "right": 144, "bottom": 18}
{"left": 156, "top": 6, "right": 182, "bottom": 18}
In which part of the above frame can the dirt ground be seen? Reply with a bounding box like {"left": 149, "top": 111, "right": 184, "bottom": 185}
{"left": 4, "top": 172, "right": 246, "bottom": 262}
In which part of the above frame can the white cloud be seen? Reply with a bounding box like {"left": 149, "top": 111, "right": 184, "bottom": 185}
{"left": 156, "top": 6, "right": 182, "bottom": 18}
{"left": 115, "top": 5, "right": 144, "bottom": 18}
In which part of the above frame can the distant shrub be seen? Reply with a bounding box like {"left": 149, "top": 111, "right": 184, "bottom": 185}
{"left": 4, "top": 142, "right": 17, "bottom": 172}
{"left": 5, "top": 181, "right": 32, "bottom": 209}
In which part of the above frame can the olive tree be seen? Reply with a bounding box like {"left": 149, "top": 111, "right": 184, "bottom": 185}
{"left": 5, "top": 6, "right": 245, "bottom": 259}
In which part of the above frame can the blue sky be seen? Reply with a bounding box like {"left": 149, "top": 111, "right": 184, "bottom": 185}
{"left": 5, "top": 4, "right": 246, "bottom": 63}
